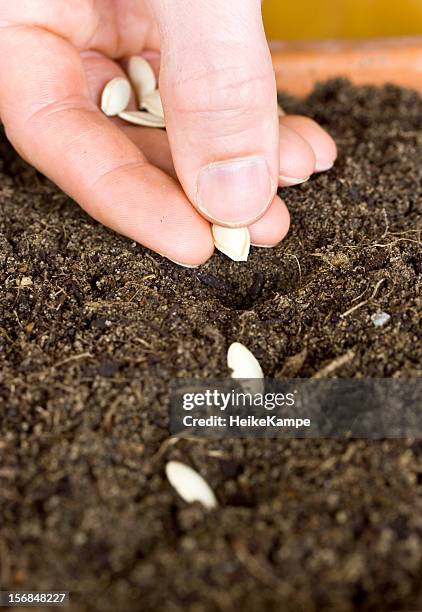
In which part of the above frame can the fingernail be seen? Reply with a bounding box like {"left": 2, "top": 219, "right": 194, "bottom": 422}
{"left": 196, "top": 157, "right": 273, "bottom": 225}
{"left": 314, "top": 160, "right": 334, "bottom": 173}
{"left": 167, "top": 258, "right": 199, "bottom": 268}
{"left": 157, "top": 252, "right": 199, "bottom": 268}
{"left": 279, "top": 175, "right": 310, "bottom": 187}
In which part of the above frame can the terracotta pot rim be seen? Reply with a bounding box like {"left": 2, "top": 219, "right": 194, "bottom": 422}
{"left": 270, "top": 35, "right": 422, "bottom": 96}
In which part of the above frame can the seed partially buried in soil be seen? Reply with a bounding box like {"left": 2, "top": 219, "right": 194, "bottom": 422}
{"left": 227, "top": 342, "right": 264, "bottom": 379}
{"left": 212, "top": 225, "right": 250, "bottom": 262}
{"left": 228, "top": 342, "right": 264, "bottom": 395}
{"left": 165, "top": 461, "right": 218, "bottom": 510}
{"left": 101, "top": 77, "right": 132, "bottom": 116}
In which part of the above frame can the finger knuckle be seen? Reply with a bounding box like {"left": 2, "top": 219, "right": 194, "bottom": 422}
{"left": 171, "top": 63, "right": 269, "bottom": 118}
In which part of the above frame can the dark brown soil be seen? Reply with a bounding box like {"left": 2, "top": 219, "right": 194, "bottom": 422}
{"left": 1, "top": 80, "right": 421, "bottom": 612}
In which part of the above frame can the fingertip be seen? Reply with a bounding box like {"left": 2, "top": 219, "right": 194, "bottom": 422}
{"left": 168, "top": 216, "right": 214, "bottom": 266}
{"left": 280, "top": 115, "right": 337, "bottom": 173}
{"left": 249, "top": 196, "right": 290, "bottom": 247}
{"left": 77, "top": 149, "right": 213, "bottom": 269}
{"left": 278, "top": 124, "right": 315, "bottom": 187}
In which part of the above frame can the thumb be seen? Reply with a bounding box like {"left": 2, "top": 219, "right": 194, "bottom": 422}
{"left": 148, "top": 0, "right": 279, "bottom": 227}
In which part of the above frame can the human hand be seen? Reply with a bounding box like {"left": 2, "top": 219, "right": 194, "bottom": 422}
{"left": 0, "top": 1, "right": 336, "bottom": 266}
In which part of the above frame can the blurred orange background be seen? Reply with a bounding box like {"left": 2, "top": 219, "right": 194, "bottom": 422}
{"left": 263, "top": 0, "right": 422, "bottom": 40}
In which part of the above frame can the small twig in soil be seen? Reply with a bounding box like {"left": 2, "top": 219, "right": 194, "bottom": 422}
{"left": 53, "top": 352, "right": 92, "bottom": 367}
{"left": 312, "top": 350, "right": 355, "bottom": 379}
{"left": 233, "top": 540, "right": 280, "bottom": 588}
{"left": 133, "top": 337, "right": 155, "bottom": 350}
{"left": 388, "top": 229, "right": 421, "bottom": 236}
{"left": 103, "top": 397, "right": 122, "bottom": 430}
{"left": 206, "top": 449, "right": 229, "bottom": 459}
{"left": 367, "top": 238, "right": 421, "bottom": 247}
{"left": 340, "top": 278, "right": 386, "bottom": 318}
{"left": 13, "top": 310, "right": 24, "bottom": 330}
{"left": 152, "top": 436, "right": 182, "bottom": 462}
{"left": 380, "top": 207, "right": 389, "bottom": 239}
{"left": 344, "top": 233, "right": 421, "bottom": 250}
{"left": 351, "top": 284, "right": 370, "bottom": 303}
{"left": 285, "top": 253, "right": 302, "bottom": 284}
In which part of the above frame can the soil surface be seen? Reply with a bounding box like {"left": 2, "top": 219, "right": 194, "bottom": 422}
{"left": 1, "top": 80, "right": 421, "bottom": 612}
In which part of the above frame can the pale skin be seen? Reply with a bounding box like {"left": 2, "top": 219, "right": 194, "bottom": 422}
{"left": 0, "top": 0, "right": 337, "bottom": 266}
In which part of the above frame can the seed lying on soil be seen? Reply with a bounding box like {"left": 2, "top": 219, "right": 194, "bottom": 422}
{"left": 212, "top": 225, "right": 250, "bottom": 262}
{"left": 101, "top": 77, "right": 132, "bottom": 116}
{"left": 141, "top": 90, "right": 164, "bottom": 118}
{"left": 165, "top": 461, "right": 218, "bottom": 510}
{"left": 117, "top": 110, "right": 166, "bottom": 128}
{"left": 227, "top": 342, "right": 264, "bottom": 379}
{"left": 128, "top": 56, "right": 157, "bottom": 103}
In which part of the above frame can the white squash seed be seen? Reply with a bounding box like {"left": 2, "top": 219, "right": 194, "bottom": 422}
{"left": 227, "top": 342, "right": 264, "bottom": 379}
{"left": 118, "top": 110, "right": 166, "bottom": 128}
{"left": 128, "top": 56, "right": 157, "bottom": 104}
{"left": 101, "top": 77, "right": 132, "bottom": 116}
{"left": 165, "top": 461, "right": 218, "bottom": 510}
{"left": 212, "top": 225, "right": 250, "bottom": 262}
{"left": 142, "top": 89, "right": 164, "bottom": 118}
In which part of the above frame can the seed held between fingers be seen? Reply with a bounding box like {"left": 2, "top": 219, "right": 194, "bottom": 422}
{"left": 117, "top": 110, "right": 166, "bottom": 128}
{"left": 212, "top": 225, "right": 250, "bottom": 262}
{"left": 142, "top": 90, "right": 164, "bottom": 118}
{"left": 165, "top": 461, "right": 218, "bottom": 509}
{"left": 100, "top": 62, "right": 278, "bottom": 264}
{"left": 101, "top": 77, "right": 132, "bottom": 116}
{"left": 128, "top": 56, "right": 157, "bottom": 105}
